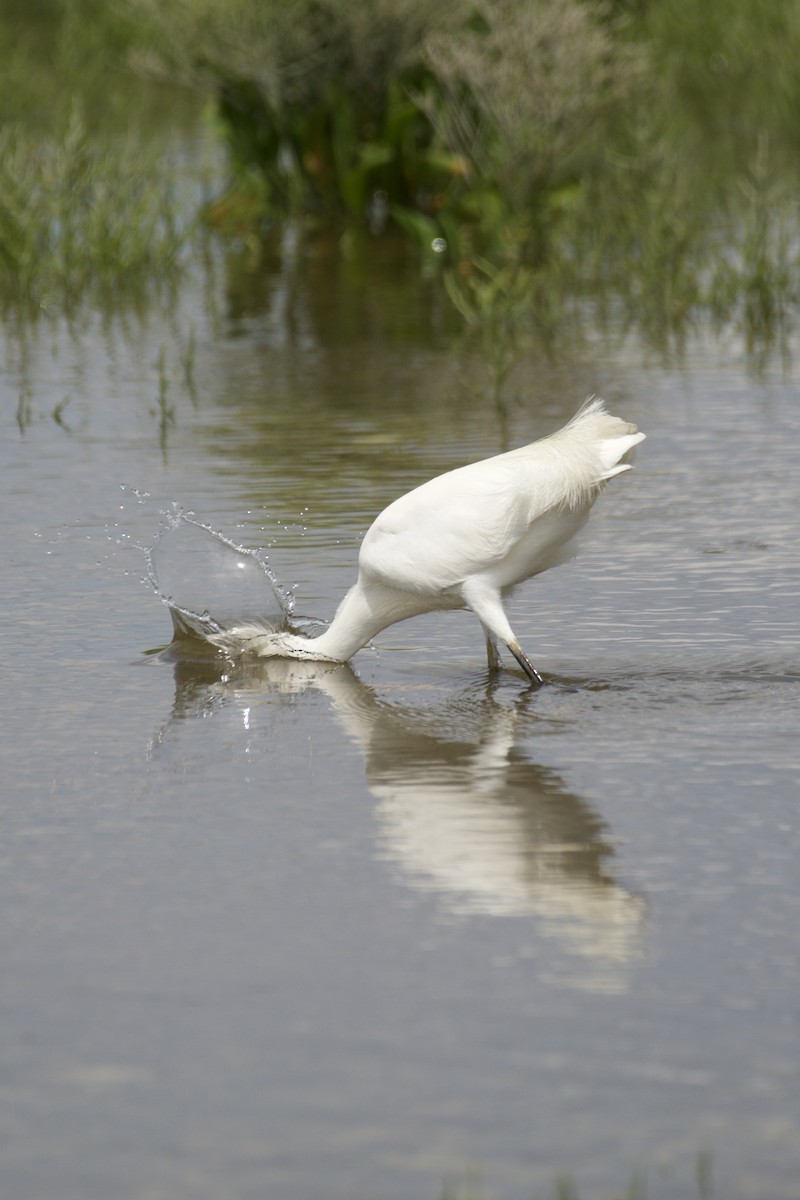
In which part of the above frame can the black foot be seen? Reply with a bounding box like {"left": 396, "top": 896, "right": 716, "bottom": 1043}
{"left": 507, "top": 641, "right": 545, "bottom": 689}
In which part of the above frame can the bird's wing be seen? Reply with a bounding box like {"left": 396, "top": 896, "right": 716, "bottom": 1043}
{"left": 358, "top": 404, "right": 644, "bottom": 597}
{"left": 358, "top": 458, "right": 536, "bottom": 593}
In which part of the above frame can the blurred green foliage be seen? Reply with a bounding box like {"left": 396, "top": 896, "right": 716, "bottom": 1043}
{"left": 0, "top": 109, "right": 186, "bottom": 316}
{"left": 127, "top": 0, "right": 800, "bottom": 351}
{"left": 0, "top": 0, "right": 193, "bottom": 317}
{"left": 1, "top": 0, "right": 799, "bottom": 350}
{"left": 130, "top": 0, "right": 640, "bottom": 260}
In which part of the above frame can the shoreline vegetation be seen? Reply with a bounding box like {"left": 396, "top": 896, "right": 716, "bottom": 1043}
{"left": 1, "top": 0, "right": 800, "bottom": 357}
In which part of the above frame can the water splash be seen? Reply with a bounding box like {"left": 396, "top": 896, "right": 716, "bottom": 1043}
{"left": 145, "top": 510, "right": 291, "bottom": 641}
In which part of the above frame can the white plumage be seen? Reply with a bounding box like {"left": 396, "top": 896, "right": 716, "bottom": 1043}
{"left": 212, "top": 397, "right": 645, "bottom": 685}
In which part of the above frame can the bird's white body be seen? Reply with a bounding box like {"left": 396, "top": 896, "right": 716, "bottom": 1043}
{"left": 209, "top": 398, "right": 645, "bottom": 684}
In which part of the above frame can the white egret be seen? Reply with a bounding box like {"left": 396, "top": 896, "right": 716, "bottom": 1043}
{"left": 198, "top": 397, "right": 645, "bottom": 685}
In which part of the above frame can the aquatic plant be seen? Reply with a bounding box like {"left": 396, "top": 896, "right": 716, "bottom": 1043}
{"left": 126, "top": 0, "right": 800, "bottom": 363}
{"left": 440, "top": 1168, "right": 623, "bottom": 1200}
{"left": 420, "top": 0, "right": 641, "bottom": 263}
{"left": 3, "top": 0, "right": 800, "bottom": 361}
{"left": 130, "top": 0, "right": 465, "bottom": 226}
{"left": 437, "top": 1146, "right": 714, "bottom": 1199}
{"left": 0, "top": 108, "right": 188, "bottom": 319}
{"left": 0, "top": 5, "right": 198, "bottom": 324}
{"left": 154, "top": 345, "right": 175, "bottom": 450}
{"left": 129, "top": 0, "right": 639, "bottom": 252}
{"left": 636, "top": 0, "right": 800, "bottom": 166}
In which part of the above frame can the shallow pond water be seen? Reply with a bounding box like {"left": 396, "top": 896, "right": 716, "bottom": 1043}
{"left": 1, "top": 238, "right": 799, "bottom": 1200}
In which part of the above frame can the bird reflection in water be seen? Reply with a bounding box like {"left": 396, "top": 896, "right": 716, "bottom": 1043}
{"left": 150, "top": 652, "right": 647, "bottom": 987}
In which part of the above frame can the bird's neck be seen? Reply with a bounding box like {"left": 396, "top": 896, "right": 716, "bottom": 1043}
{"left": 304, "top": 579, "right": 417, "bottom": 662}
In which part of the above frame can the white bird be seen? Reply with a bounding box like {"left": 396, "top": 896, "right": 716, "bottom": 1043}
{"left": 201, "top": 397, "right": 645, "bottom": 685}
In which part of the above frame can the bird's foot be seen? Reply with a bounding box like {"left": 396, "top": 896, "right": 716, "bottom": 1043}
{"left": 507, "top": 641, "right": 545, "bottom": 690}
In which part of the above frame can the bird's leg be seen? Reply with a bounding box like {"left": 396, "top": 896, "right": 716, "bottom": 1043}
{"left": 483, "top": 625, "right": 501, "bottom": 673}
{"left": 507, "top": 640, "right": 545, "bottom": 689}
{"left": 462, "top": 581, "right": 545, "bottom": 689}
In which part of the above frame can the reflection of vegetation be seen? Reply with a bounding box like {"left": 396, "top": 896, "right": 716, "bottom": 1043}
{"left": 154, "top": 345, "right": 175, "bottom": 452}
{"left": 438, "top": 1145, "right": 714, "bottom": 1199}
{"left": 443, "top": 257, "right": 538, "bottom": 433}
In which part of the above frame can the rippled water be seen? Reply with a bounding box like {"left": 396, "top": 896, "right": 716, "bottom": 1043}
{"left": 1, "top": 238, "right": 798, "bottom": 1200}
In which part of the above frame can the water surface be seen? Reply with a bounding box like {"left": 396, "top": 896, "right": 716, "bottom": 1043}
{"left": 1, "top": 240, "right": 799, "bottom": 1200}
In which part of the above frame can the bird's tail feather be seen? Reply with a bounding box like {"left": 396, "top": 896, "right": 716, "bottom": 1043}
{"left": 566, "top": 396, "right": 646, "bottom": 479}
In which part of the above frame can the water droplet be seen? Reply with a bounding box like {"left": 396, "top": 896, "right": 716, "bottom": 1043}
{"left": 432, "top": 237, "right": 447, "bottom": 254}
